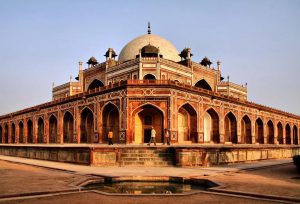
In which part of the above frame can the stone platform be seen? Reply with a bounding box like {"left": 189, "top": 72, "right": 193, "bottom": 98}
{"left": 0, "top": 144, "right": 299, "bottom": 167}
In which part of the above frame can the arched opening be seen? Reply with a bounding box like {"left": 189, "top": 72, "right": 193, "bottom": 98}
{"left": 49, "top": 115, "right": 58, "bottom": 143}
{"left": 27, "top": 120, "right": 33, "bottom": 143}
{"left": 134, "top": 105, "right": 163, "bottom": 144}
{"left": 102, "top": 103, "right": 120, "bottom": 144}
{"left": 63, "top": 112, "right": 74, "bottom": 143}
{"left": 11, "top": 123, "right": 16, "bottom": 143}
{"left": 4, "top": 124, "right": 8, "bottom": 143}
{"left": 143, "top": 74, "right": 156, "bottom": 80}
{"left": 203, "top": 108, "right": 219, "bottom": 143}
{"left": 286, "top": 124, "right": 291, "bottom": 144}
{"left": 224, "top": 112, "right": 237, "bottom": 143}
{"left": 293, "top": 125, "right": 298, "bottom": 145}
{"left": 267, "top": 120, "right": 274, "bottom": 144}
{"left": 88, "top": 79, "right": 104, "bottom": 91}
{"left": 241, "top": 115, "right": 252, "bottom": 144}
{"left": 19, "top": 122, "right": 24, "bottom": 143}
{"left": 194, "top": 79, "right": 212, "bottom": 91}
{"left": 255, "top": 118, "right": 264, "bottom": 144}
{"left": 80, "top": 108, "right": 94, "bottom": 143}
{"left": 37, "top": 118, "right": 44, "bottom": 143}
{"left": 177, "top": 104, "right": 197, "bottom": 143}
{"left": 0, "top": 126, "right": 2, "bottom": 143}
{"left": 277, "top": 122, "right": 283, "bottom": 144}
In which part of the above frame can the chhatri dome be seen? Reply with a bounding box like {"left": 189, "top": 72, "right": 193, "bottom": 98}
{"left": 118, "top": 23, "right": 181, "bottom": 62}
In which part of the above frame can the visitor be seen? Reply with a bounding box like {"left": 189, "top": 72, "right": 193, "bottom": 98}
{"left": 164, "top": 128, "right": 170, "bottom": 145}
{"left": 147, "top": 126, "right": 156, "bottom": 146}
{"left": 108, "top": 130, "right": 113, "bottom": 145}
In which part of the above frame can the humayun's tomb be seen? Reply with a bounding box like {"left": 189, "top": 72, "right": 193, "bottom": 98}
{"left": 0, "top": 24, "right": 299, "bottom": 167}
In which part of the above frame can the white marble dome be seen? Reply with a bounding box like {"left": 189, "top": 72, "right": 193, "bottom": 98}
{"left": 118, "top": 34, "right": 181, "bottom": 62}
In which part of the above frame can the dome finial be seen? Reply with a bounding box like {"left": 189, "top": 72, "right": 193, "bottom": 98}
{"left": 147, "top": 22, "right": 151, "bottom": 34}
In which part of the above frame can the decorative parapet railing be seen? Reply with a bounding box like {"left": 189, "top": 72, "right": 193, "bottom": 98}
{"left": 0, "top": 79, "right": 299, "bottom": 120}
{"left": 217, "top": 81, "right": 247, "bottom": 92}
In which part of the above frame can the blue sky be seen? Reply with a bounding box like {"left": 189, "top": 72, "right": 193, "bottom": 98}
{"left": 0, "top": 0, "right": 299, "bottom": 115}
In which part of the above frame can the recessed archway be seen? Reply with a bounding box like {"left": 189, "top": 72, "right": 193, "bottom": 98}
{"left": 49, "top": 115, "right": 58, "bottom": 143}
{"left": 224, "top": 112, "right": 237, "bottom": 143}
{"left": 177, "top": 104, "right": 197, "bottom": 143}
{"left": 27, "top": 120, "right": 33, "bottom": 143}
{"left": 286, "top": 124, "right": 291, "bottom": 144}
{"left": 203, "top": 108, "right": 219, "bottom": 143}
{"left": 63, "top": 111, "right": 74, "bottom": 143}
{"left": 293, "top": 125, "right": 298, "bottom": 145}
{"left": 143, "top": 74, "right": 156, "bottom": 80}
{"left": 80, "top": 108, "right": 94, "bottom": 143}
{"left": 255, "top": 118, "right": 264, "bottom": 144}
{"left": 241, "top": 115, "right": 252, "bottom": 144}
{"left": 267, "top": 120, "right": 274, "bottom": 144}
{"left": 0, "top": 125, "right": 2, "bottom": 143}
{"left": 277, "top": 122, "right": 283, "bottom": 144}
{"left": 88, "top": 79, "right": 104, "bottom": 91}
{"left": 194, "top": 79, "right": 212, "bottom": 91}
{"left": 37, "top": 118, "right": 44, "bottom": 143}
{"left": 4, "top": 124, "right": 8, "bottom": 143}
{"left": 134, "top": 104, "right": 163, "bottom": 144}
{"left": 102, "top": 103, "right": 120, "bottom": 144}
{"left": 11, "top": 123, "right": 16, "bottom": 143}
{"left": 19, "top": 122, "right": 24, "bottom": 143}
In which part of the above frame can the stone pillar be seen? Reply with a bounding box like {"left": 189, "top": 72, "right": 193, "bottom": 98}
{"left": 197, "top": 103, "right": 204, "bottom": 143}
{"left": 274, "top": 123, "right": 278, "bottom": 144}
{"left": 15, "top": 124, "right": 19, "bottom": 144}
{"left": 251, "top": 120, "right": 256, "bottom": 144}
{"left": 283, "top": 124, "right": 286, "bottom": 144}
{"left": 263, "top": 123, "right": 268, "bottom": 144}
{"left": 44, "top": 115, "right": 49, "bottom": 144}
{"left": 219, "top": 118, "right": 225, "bottom": 143}
{"left": 237, "top": 114, "right": 242, "bottom": 144}
{"left": 8, "top": 123, "right": 11, "bottom": 143}
{"left": 75, "top": 107, "right": 80, "bottom": 144}
{"left": 24, "top": 121, "right": 28, "bottom": 144}
{"left": 33, "top": 116, "right": 37, "bottom": 144}
{"left": 97, "top": 103, "right": 102, "bottom": 143}
{"left": 58, "top": 111, "right": 63, "bottom": 144}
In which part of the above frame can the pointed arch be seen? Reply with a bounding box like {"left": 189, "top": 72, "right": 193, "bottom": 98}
{"left": 63, "top": 111, "right": 74, "bottom": 143}
{"left": 241, "top": 115, "right": 252, "bottom": 144}
{"left": 11, "top": 123, "right": 16, "bottom": 143}
{"left": 293, "top": 125, "right": 298, "bottom": 145}
{"left": 194, "top": 79, "right": 212, "bottom": 91}
{"left": 178, "top": 103, "right": 198, "bottom": 143}
{"left": 27, "top": 119, "right": 33, "bottom": 143}
{"left": 80, "top": 107, "right": 94, "bottom": 143}
{"left": 49, "top": 115, "right": 58, "bottom": 143}
{"left": 286, "top": 123, "right": 291, "bottom": 144}
{"left": 102, "top": 103, "right": 120, "bottom": 144}
{"left": 143, "top": 74, "right": 156, "bottom": 80}
{"left": 37, "top": 117, "right": 44, "bottom": 143}
{"left": 224, "top": 112, "right": 237, "bottom": 143}
{"left": 133, "top": 104, "right": 164, "bottom": 144}
{"left": 18, "top": 121, "right": 24, "bottom": 143}
{"left": 277, "top": 122, "right": 283, "bottom": 144}
{"left": 203, "top": 108, "right": 220, "bottom": 143}
{"left": 0, "top": 125, "right": 2, "bottom": 143}
{"left": 4, "top": 124, "right": 8, "bottom": 143}
{"left": 267, "top": 120, "right": 274, "bottom": 144}
{"left": 255, "top": 118, "right": 264, "bottom": 144}
{"left": 87, "top": 79, "right": 104, "bottom": 91}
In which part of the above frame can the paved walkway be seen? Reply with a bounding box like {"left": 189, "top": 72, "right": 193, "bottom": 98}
{"left": 0, "top": 155, "right": 292, "bottom": 177}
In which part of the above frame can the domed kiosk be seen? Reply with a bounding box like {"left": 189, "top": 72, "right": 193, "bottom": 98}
{"left": 118, "top": 33, "right": 181, "bottom": 62}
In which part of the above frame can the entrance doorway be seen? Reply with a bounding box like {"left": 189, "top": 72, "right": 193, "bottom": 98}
{"left": 144, "top": 129, "right": 152, "bottom": 143}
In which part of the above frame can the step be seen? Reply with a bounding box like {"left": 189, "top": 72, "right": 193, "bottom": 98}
{"left": 120, "top": 153, "right": 173, "bottom": 158}
{"left": 120, "top": 157, "right": 174, "bottom": 162}
{"left": 120, "top": 149, "right": 173, "bottom": 154}
{"left": 119, "top": 160, "right": 174, "bottom": 167}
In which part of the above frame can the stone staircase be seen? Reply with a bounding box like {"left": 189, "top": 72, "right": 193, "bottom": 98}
{"left": 119, "top": 148, "right": 175, "bottom": 167}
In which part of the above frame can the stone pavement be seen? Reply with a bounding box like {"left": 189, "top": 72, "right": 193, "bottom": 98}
{"left": 0, "top": 155, "right": 292, "bottom": 177}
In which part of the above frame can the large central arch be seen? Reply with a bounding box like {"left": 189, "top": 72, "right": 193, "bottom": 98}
{"left": 49, "top": 115, "right": 58, "bottom": 143}
{"left": 27, "top": 120, "right": 33, "bottom": 143}
{"left": 195, "top": 79, "right": 212, "bottom": 91}
{"left": 19, "top": 122, "right": 24, "bottom": 143}
{"left": 0, "top": 126, "right": 2, "bottom": 143}
{"left": 293, "top": 125, "right": 298, "bottom": 145}
{"left": 177, "top": 104, "right": 197, "bottom": 143}
{"left": 286, "top": 124, "right": 291, "bottom": 144}
{"left": 37, "top": 118, "right": 44, "bottom": 143}
{"left": 267, "top": 120, "right": 274, "bottom": 144}
{"left": 11, "top": 123, "right": 16, "bottom": 143}
{"left": 80, "top": 108, "right": 94, "bottom": 143}
{"left": 134, "top": 104, "right": 163, "bottom": 144}
{"left": 255, "top": 118, "right": 264, "bottom": 144}
{"left": 203, "top": 108, "right": 219, "bottom": 143}
{"left": 63, "top": 111, "right": 74, "bottom": 143}
{"left": 87, "top": 79, "right": 104, "bottom": 91}
{"left": 102, "top": 103, "right": 120, "bottom": 144}
{"left": 4, "top": 124, "right": 8, "bottom": 143}
{"left": 241, "top": 115, "right": 251, "bottom": 144}
{"left": 277, "top": 122, "right": 283, "bottom": 144}
{"left": 224, "top": 112, "right": 237, "bottom": 143}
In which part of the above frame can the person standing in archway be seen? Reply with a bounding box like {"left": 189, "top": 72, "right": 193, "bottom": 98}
{"left": 108, "top": 130, "right": 113, "bottom": 145}
{"left": 148, "top": 126, "right": 156, "bottom": 146}
{"left": 164, "top": 128, "right": 170, "bottom": 145}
